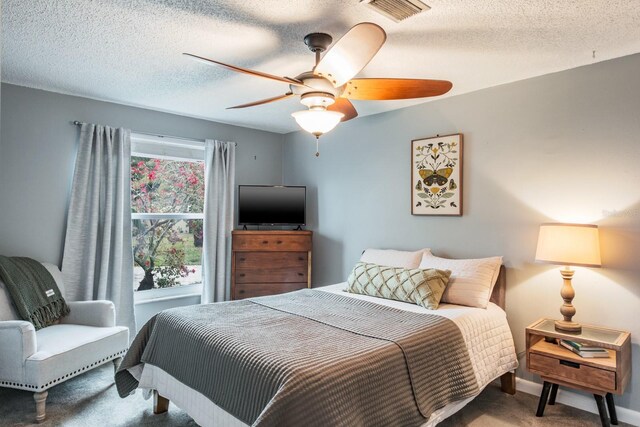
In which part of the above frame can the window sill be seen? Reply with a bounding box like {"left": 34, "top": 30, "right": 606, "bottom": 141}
{"left": 134, "top": 283, "right": 202, "bottom": 305}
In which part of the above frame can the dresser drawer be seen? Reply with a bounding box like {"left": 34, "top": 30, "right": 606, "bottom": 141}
{"left": 233, "top": 234, "right": 311, "bottom": 251}
{"left": 529, "top": 353, "right": 616, "bottom": 391}
{"left": 234, "top": 282, "right": 308, "bottom": 299}
{"left": 236, "top": 252, "right": 308, "bottom": 269}
{"left": 235, "top": 266, "right": 307, "bottom": 284}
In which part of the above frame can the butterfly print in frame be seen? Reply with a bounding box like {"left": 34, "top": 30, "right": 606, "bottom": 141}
{"left": 411, "top": 133, "right": 463, "bottom": 216}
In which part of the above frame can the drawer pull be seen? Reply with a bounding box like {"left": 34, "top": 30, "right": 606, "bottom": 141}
{"left": 239, "top": 257, "right": 246, "bottom": 262}
{"left": 239, "top": 290, "right": 245, "bottom": 294}
{"left": 262, "top": 240, "right": 269, "bottom": 244}
{"left": 298, "top": 272, "right": 304, "bottom": 276}
{"left": 239, "top": 273, "right": 246, "bottom": 277}
{"left": 559, "top": 360, "right": 580, "bottom": 369}
{"left": 298, "top": 257, "right": 304, "bottom": 261}
{"left": 277, "top": 240, "right": 283, "bottom": 244}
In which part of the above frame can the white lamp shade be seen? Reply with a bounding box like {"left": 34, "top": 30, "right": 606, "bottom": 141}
{"left": 535, "top": 223, "right": 601, "bottom": 267}
{"left": 291, "top": 109, "right": 344, "bottom": 136}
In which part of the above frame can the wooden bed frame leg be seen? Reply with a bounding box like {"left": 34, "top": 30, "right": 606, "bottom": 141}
{"left": 153, "top": 390, "right": 170, "bottom": 414}
{"left": 500, "top": 371, "right": 516, "bottom": 395}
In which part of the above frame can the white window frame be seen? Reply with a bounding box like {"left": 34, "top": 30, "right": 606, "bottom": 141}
{"left": 130, "top": 133, "right": 206, "bottom": 302}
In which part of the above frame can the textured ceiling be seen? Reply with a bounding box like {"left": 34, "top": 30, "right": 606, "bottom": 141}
{"left": 3, "top": 0, "right": 640, "bottom": 133}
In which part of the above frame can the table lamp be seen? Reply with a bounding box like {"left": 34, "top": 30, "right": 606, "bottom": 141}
{"left": 535, "top": 223, "right": 601, "bottom": 333}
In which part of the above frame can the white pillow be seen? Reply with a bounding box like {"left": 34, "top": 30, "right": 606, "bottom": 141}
{"left": 419, "top": 253, "right": 502, "bottom": 308}
{"left": 360, "top": 248, "right": 431, "bottom": 269}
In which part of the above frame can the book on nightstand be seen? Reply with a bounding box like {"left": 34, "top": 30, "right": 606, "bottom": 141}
{"left": 559, "top": 339, "right": 609, "bottom": 358}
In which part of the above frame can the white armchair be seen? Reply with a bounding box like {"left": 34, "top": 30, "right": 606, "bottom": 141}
{"left": 0, "top": 262, "right": 129, "bottom": 422}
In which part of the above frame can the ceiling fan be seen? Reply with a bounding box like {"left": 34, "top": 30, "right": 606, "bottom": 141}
{"left": 184, "top": 22, "right": 452, "bottom": 156}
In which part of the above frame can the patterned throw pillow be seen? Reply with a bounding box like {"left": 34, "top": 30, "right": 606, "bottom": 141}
{"left": 346, "top": 262, "right": 451, "bottom": 310}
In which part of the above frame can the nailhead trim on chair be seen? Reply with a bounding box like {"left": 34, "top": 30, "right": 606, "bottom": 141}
{"left": 0, "top": 349, "right": 127, "bottom": 392}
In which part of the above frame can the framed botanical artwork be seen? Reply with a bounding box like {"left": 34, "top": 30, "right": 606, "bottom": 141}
{"left": 411, "top": 133, "right": 463, "bottom": 216}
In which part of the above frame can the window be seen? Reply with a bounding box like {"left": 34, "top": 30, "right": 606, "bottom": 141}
{"left": 130, "top": 134, "right": 205, "bottom": 293}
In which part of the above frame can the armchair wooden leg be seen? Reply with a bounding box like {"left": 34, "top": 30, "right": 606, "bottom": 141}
{"left": 113, "top": 357, "right": 123, "bottom": 374}
{"left": 153, "top": 390, "right": 169, "bottom": 414}
{"left": 34, "top": 391, "right": 48, "bottom": 423}
{"left": 500, "top": 371, "right": 516, "bottom": 395}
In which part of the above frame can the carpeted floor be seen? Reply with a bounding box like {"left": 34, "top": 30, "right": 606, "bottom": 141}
{"left": 0, "top": 364, "right": 630, "bottom": 427}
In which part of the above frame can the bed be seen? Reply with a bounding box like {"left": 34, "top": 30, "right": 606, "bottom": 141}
{"left": 117, "top": 266, "right": 518, "bottom": 427}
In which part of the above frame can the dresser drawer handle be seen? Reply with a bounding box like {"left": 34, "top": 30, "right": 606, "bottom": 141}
{"left": 276, "top": 240, "right": 283, "bottom": 244}
{"left": 239, "top": 290, "right": 245, "bottom": 294}
{"left": 262, "top": 240, "right": 269, "bottom": 244}
{"left": 298, "top": 272, "right": 304, "bottom": 276}
{"left": 298, "top": 257, "right": 304, "bottom": 261}
{"left": 559, "top": 360, "right": 580, "bottom": 369}
{"left": 239, "top": 273, "right": 246, "bottom": 277}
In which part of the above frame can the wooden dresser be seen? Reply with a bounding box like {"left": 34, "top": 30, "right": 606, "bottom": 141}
{"left": 231, "top": 230, "right": 312, "bottom": 300}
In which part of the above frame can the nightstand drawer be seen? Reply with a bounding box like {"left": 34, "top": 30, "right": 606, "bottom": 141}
{"left": 529, "top": 353, "right": 616, "bottom": 391}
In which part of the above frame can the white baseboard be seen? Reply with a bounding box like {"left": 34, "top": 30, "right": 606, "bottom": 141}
{"left": 516, "top": 378, "right": 640, "bottom": 426}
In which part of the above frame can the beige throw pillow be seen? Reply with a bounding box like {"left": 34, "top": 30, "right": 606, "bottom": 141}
{"left": 346, "top": 262, "right": 451, "bottom": 310}
{"left": 419, "top": 254, "right": 502, "bottom": 309}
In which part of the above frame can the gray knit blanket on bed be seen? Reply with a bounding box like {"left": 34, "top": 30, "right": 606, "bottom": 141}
{"left": 116, "top": 289, "right": 478, "bottom": 427}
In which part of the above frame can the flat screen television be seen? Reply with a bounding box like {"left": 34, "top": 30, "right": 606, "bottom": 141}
{"left": 238, "top": 185, "right": 306, "bottom": 226}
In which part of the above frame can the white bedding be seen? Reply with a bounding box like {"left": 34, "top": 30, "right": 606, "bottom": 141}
{"left": 135, "top": 283, "right": 518, "bottom": 426}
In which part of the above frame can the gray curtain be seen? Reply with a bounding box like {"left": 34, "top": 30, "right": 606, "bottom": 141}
{"left": 202, "top": 139, "right": 236, "bottom": 303}
{"left": 61, "top": 123, "right": 136, "bottom": 334}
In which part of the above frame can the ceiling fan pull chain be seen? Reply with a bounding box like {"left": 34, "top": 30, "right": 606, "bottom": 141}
{"left": 315, "top": 136, "right": 320, "bottom": 157}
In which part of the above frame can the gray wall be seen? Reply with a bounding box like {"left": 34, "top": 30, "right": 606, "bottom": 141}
{"left": 0, "top": 84, "right": 284, "bottom": 265}
{"left": 283, "top": 53, "right": 640, "bottom": 411}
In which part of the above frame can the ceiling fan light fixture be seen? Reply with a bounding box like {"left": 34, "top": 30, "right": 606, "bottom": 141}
{"left": 300, "top": 92, "right": 336, "bottom": 108}
{"left": 184, "top": 21, "right": 451, "bottom": 147}
{"left": 291, "top": 108, "right": 344, "bottom": 137}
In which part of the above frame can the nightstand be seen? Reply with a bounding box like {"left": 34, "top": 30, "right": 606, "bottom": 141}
{"left": 526, "top": 318, "right": 631, "bottom": 427}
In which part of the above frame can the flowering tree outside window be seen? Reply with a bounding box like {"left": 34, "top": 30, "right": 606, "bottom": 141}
{"left": 130, "top": 156, "right": 205, "bottom": 291}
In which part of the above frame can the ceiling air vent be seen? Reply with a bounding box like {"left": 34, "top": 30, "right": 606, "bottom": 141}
{"left": 360, "top": 0, "right": 430, "bottom": 22}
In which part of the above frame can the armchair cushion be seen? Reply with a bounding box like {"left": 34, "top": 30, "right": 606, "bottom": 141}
{"left": 24, "top": 324, "right": 128, "bottom": 390}
{"left": 60, "top": 301, "right": 116, "bottom": 327}
{"left": 0, "top": 321, "right": 37, "bottom": 382}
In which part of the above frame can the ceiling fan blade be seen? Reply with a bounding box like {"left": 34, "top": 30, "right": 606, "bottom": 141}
{"left": 343, "top": 78, "right": 453, "bottom": 100}
{"left": 314, "top": 23, "right": 386, "bottom": 88}
{"left": 227, "top": 93, "right": 295, "bottom": 109}
{"left": 183, "top": 53, "right": 304, "bottom": 87}
{"left": 328, "top": 98, "right": 358, "bottom": 121}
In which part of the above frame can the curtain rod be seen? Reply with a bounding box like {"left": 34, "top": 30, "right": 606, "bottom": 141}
{"left": 71, "top": 121, "right": 237, "bottom": 146}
